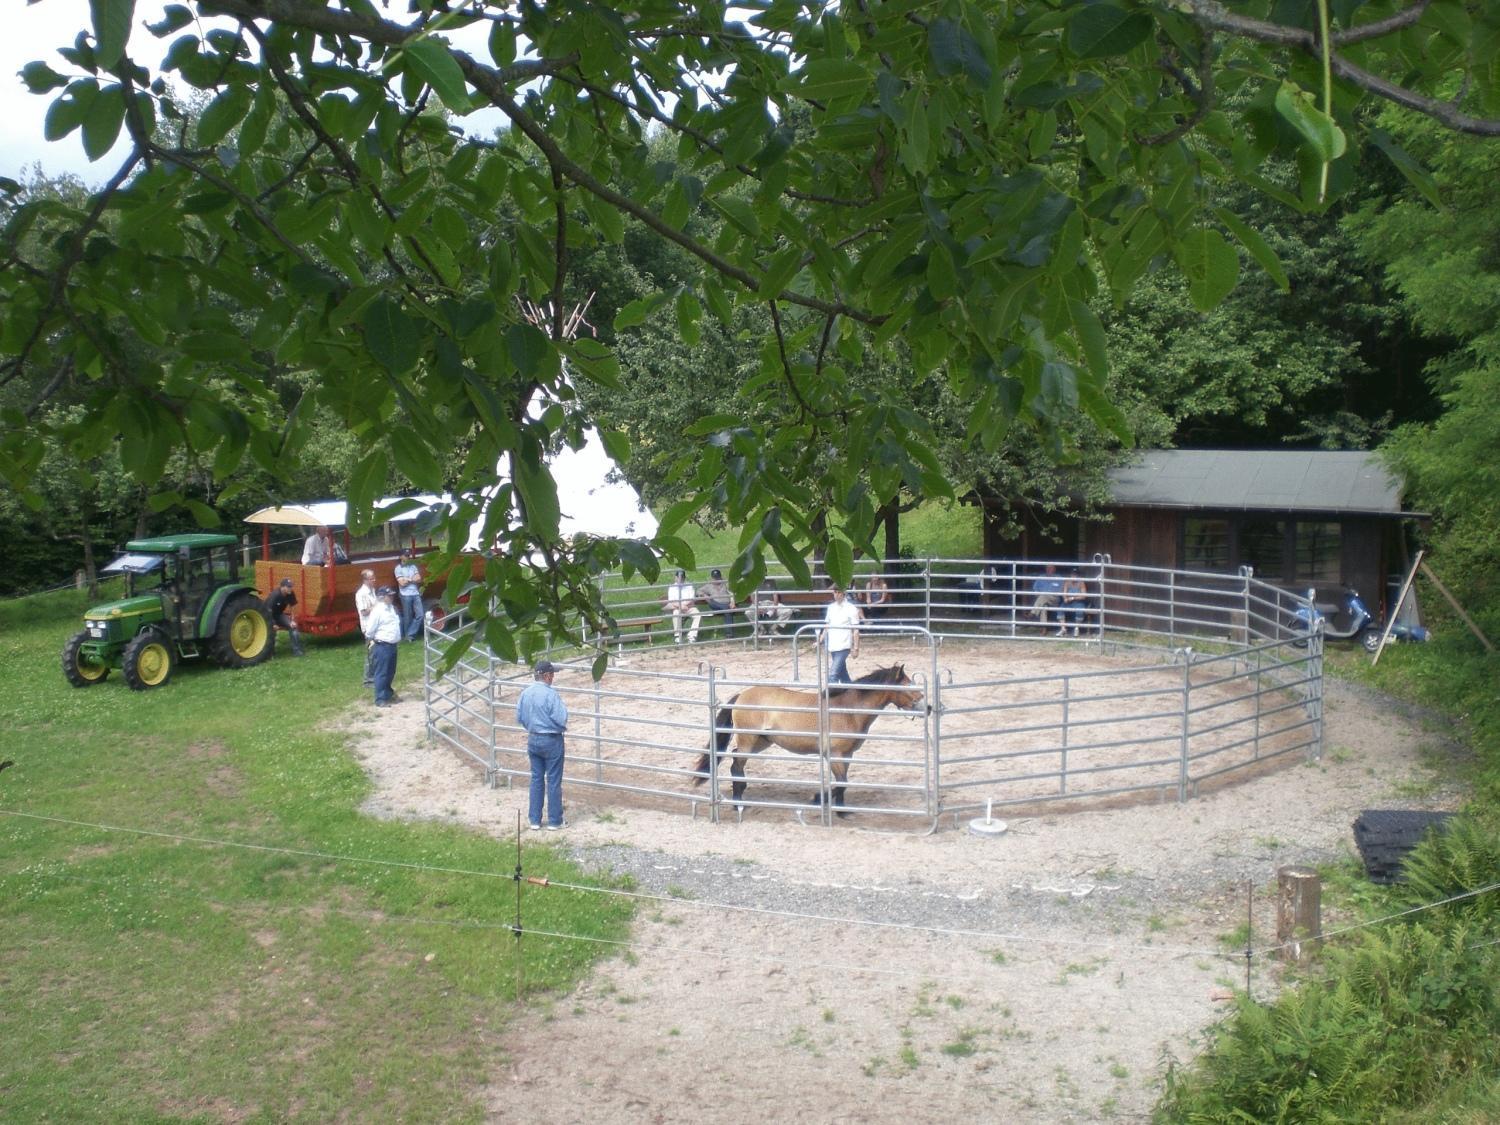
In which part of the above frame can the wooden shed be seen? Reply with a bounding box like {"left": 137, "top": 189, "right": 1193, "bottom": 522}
{"left": 981, "top": 450, "right": 1424, "bottom": 617}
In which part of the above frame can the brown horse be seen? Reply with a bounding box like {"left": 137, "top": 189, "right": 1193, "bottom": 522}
{"left": 691, "top": 664, "right": 924, "bottom": 812}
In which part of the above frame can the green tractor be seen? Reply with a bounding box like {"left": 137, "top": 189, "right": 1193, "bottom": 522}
{"left": 63, "top": 533, "right": 275, "bottom": 691}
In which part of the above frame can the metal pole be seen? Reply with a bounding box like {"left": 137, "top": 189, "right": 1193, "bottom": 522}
{"left": 817, "top": 643, "right": 832, "bottom": 826}
{"left": 1060, "top": 676, "right": 1070, "bottom": 795}
{"left": 923, "top": 559, "right": 932, "bottom": 634}
{"left": 1178, "top": 647, "right": 1191, "bottom": 802}
{"left": 706, "top": 665, "right": 720, "bottom": 823}
{"left": 1008, "top": 560, "right": 1018, "bottom": 639}
{"left": 926, "top": 630, "right": 940, "bottom": 820}
{"left": 487, "top": 648, "right": 498, "bottom": 786}
{"left": 593, "top": 672, "right": 603, "bottom": 782}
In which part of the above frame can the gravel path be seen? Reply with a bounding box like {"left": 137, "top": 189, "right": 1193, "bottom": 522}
{"left": 344, "top": 659, "right": 1461, "bottom": 1123}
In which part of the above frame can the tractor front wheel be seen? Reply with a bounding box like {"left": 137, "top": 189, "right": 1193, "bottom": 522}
{"left": 123, "top": 632, "right": 176, "bottom": 691}
{"left": 62, "top": 630, "right": 110, "bottom": 687}
{"left": 213, "top": 594, "right": 273, "bottom": 667}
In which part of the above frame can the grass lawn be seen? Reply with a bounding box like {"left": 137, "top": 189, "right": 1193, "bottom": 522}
{"left": 0, "top": 589, "right": 630, "bottom": 1122}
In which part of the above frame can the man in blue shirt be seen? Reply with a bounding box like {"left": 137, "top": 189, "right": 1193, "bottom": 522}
{"left": 1030, "top": 563, "right": 1064, "bottom": 629}
{"left": 393, "top": 549, "right": 424, "bottom": 642}
{"left": 516, "top": 660, "right": 569, "bottom": 830}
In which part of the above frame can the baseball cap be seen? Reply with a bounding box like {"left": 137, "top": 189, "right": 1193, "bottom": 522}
{"left": 377, "top": 586, "right": 396, "bottom": 597}
{"left": 711, "top": 568, "right": 722, "bottom": 578}
{"left": 534, "top": 660, "right": 557, "bottom": 676}
{"left": 279, "top": 578, "right": 293, "bottom": 588}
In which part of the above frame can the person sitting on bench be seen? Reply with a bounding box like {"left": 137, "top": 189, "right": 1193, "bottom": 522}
{"left": 1029, "top": 563, "right": 1064, "bottom": 628}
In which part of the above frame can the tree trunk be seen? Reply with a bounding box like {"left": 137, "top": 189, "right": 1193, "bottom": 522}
{"left": 881, "top": 498, "right": 901, "bottom": 560}
{"left": 81, "top": 535, "right": 98, "bottom": 598}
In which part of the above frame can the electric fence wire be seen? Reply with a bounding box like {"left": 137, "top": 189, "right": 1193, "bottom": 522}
{"left": 6, "top": 805, "right": 1496, "bottom": 969}
{"left": 0, "top": 806, "right": 1228, "bottom": 962}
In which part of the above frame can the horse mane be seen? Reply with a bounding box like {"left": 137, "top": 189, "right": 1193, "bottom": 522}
{"left": 828, "top": 664, "right": 906, "bottom": 700}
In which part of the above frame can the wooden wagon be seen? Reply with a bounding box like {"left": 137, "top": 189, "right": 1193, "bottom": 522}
{"left": 245, "top": 502, "right": 484, "bottom": 639}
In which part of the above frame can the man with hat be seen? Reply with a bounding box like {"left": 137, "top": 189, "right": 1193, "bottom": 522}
{"left": 516, "top": 660, "right": 569, "bottom": 830}
{"left": 265, "top": 577, "right": 305, "bottom": 656}
{"left": 364, "top": 586, "right": 403, "bottom": 707}
{"left": 393, "top": 548, "right": 425, "bottom": 642}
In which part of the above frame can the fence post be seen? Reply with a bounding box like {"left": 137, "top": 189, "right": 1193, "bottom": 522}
{"left": 1178, "top": 647, "right": 1192, "bottom": 802}
{"left": 486, "top": 646, "right": 498, "bottom": 786}
{"left": 706, "top": 665, "right": 720, "bottom": 823}
{"left": 926, "top": 657, "right": 941, "bottom": 820}
{"left": 1007, "top": 560, "right": 1018, "bottom": 638}
{"left": 1060, "top": 676, "right": 1070, "bottom": 795}
{"left": 1276, "top": 865, "right": 1322, "bottom": 962}
{"left": 1168, "top": 571, "right": 1177, "bottom": 644}
{"left": 593, "top": 672, "right": 603, "bottom": 782}
{"left": 923, "top": 559, "right": 932, "bottom": 634}
{"left": 817, "top": 646, "right": 832, "bottom": 827}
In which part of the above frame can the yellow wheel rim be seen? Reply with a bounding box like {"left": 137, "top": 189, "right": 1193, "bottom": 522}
{"left": 136, "top": 643, "right": 172, "bottom": 686}
{"left": 229, "top": 609, "right": 269, "bottom": 657}
{"left": 75, "top": 653, "right": 108, "bottom": 682}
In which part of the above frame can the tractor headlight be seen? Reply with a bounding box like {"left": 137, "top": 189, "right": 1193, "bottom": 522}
{"left": 85, "top": 619, "right": 108, "bottom": 639}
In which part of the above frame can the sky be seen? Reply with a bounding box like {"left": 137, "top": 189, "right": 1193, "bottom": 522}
{"left": 4, "top": 1, "right": 501, "bottom": 185}
{"left": 3, "top": 1, "right": 162, "bottom": 182}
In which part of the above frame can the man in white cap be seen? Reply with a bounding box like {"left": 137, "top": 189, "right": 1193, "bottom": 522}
{"left": 516, "top": 660, "right": 569, "bottom": 829}
{"left": 662, "top": 569, "right": 701, "bottom": 644}
{"left": 365, "top": 586, "right": 403, "bottom": 707}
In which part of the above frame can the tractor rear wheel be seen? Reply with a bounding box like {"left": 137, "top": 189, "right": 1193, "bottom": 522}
{"left": 62, "top": 629, "right": 110, "bottom": 687}
{"left": 213, "top": 594, "right": 273, "bottom": 667}
{"left": 123, "top": 632, "right": 176, "bottom": 691}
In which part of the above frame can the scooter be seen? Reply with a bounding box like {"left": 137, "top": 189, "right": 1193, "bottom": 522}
{"left": 1291, "top": 587, "right": 1431, "bottom": 652}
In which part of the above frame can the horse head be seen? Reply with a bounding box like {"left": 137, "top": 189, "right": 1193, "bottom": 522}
{"left": 870, "top": 663, "right": 924, "bottom": 712}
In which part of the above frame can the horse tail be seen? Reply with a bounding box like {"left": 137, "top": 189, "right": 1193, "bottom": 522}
{"left": 692, "top": 703, "right": 736, "bottom": 784}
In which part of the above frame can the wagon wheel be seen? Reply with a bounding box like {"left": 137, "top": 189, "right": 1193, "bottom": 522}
{"left": 213, "top": 594, "right": 274, "bottom": 667}
{"left": 123, "top": 631, "right": 176, "bottom": 691}
{"left": 62, "top": 629, "right": 110, "bottom": 687}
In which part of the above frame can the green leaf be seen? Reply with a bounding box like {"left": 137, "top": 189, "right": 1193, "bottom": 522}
{"left": 513, "top": 450, "right": 560, "bottom": 542}
{"left": 90, "top": 0, "right": 135, "bottom": 68}
{"left": 1173, "top": 228, "right": 1240, "bottom": 313}
{"left": 1273, "top": 81, "right": 1346, "bottom": 163}
{"left": 403, "top": 38, "right": 471, "bottom": 113}
{"left": 21, "top": 62, "right": 68, "bottom": 93}
{"left": 1214, "top": 207, "right": 1290, "bottom": 291}
{"left": 348, "top": 447, "right": 389, "bottom": 524}
{"left": 929, "top": 18, "right": 992, "bottom": 87}
{"left": 506, "top": 323, "right": 551, "bottom": 379}
{"left": 1066, "top": 299, "right": 1110, "bottom": 387}
{"left": 390, "top": 427, "right": 445, "bottom": 491}
{"left": 81, "top": 85, "right": 126, "bottom": 160}
{"left": 197, "top": 85, "right": 252, "bottom": 148}
{"left": 45, "top": 81, "right": 99, "bottom": 142}
{"left": 824, "top": 537, "right": 854, "bottom": 588}
{"left": 791, "top": 59, "right": 870, "bottom": 103}
{"left": 1367, "top": 129, "right": 1444, "bottom": 211}
{"left": 363, "top": 295, "right": 421, "bottom": 374}
{"left": 1066, "top": 4, "right": 1154, "bottom": 58}
{"left": 617, "top": 539, "right": 659, "bottom": 582}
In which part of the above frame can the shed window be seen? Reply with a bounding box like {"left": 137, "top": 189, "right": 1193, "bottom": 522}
{"left": 1295, "top": 521, "right": 1341, "bottom": 584}
{"left": 1184, "top": 518, "right": 1230, "bottom": 571}
{"left": 1240, "top": 518, "right": 1286, "bottom": 580}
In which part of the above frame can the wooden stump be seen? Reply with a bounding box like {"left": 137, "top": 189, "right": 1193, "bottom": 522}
{"left": 1277, "top": 865, "right": 1321, "bottom": 962}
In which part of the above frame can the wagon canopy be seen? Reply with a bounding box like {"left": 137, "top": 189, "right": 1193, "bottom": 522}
{"left": 242, "top": 497, "right": 442, "bottom": 529}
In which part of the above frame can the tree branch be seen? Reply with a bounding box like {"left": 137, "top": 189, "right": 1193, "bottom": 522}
{"left": 1183, "top": 0, "right": 1500, "bottom": 135}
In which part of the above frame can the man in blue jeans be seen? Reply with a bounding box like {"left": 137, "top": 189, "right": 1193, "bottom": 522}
{"left": 516, "top": 660, "right": 569, "bottom": 830}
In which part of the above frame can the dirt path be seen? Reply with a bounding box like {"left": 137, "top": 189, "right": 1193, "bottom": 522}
{"left": 342, "top": 656, "right": 1459, "bottom": 1123}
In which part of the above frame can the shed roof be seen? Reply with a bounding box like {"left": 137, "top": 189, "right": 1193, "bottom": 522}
{"left": 1107, "top": 450, "right": 1415, "bottom": 516}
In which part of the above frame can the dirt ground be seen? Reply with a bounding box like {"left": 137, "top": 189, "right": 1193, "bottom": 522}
{"left": 342, "top": 641, "right": 1460, "bottom": 1123}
